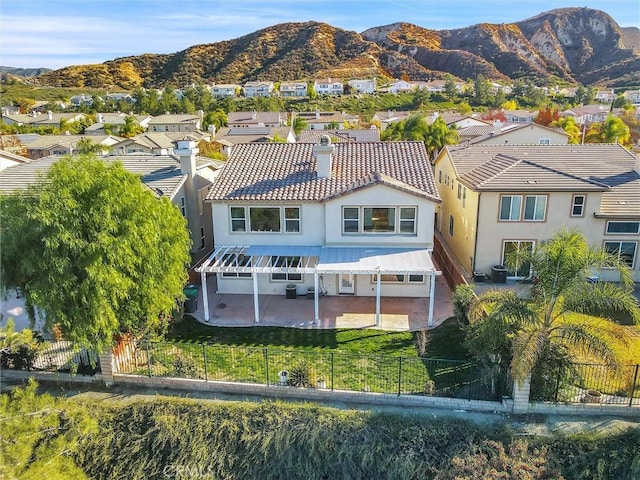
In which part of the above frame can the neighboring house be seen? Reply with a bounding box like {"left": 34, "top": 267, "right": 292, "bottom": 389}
{"left": 434, "top": 144, "right": 640, "bottom": 283}
{"left": 313, "top": 78, "right": 344, "bottom": 96}
{"left": 372, "top": 110, "right": 415, "bottom": 130}
{"left": 243, "top": 81, "right": 274, "bottom": 97}
{"left": 387, "top": 80, "right": 415, "bottom": 94}
{"left": 197, "top": 138, "right": 442, "bottom": 325}
{"left": 561, "top": 105, "right": 611, "bottom": 125}
{"left": 297, "top": 128, "right": 380, "bottom": 143}
{"left": 502, "top": 109, "right": 536, "bottom": 124}
{"left": 347, "top": 78, "right": 376, "bottom": 94}
{"left": 279, "top": 81, "right": 308, "bottom": 97}
{"left": 148, "top": 114, "right": 201, "bottom": 133}
{"left": 110, "top": 133, "right": 177, "bottom": 155}
{"left": 0, "top": 142, "right": 219, "bottom": 265}
{"left": 462, "top": 122, "right": 569, "bottom": 146}
{"left": 84, "top": 113, "right": 152, "bottom": 135}
{"left": 213, "top": 126, "right": 295, "bottom": 156}
{"left": 69, "top": 94, "right": 94, "bottom": 106}
{"left": 623, "top": 89, "right": 640, "bottom": 106}
{"left": 0, "top": 149, "right": 28, "bottom": 170}
{"left": 25, "top": 135, "right": 121, "bottom": 160}
{"left": 595, "top": 89, "right": 617, "bottom": 103}
{"left": 292, "top": 111, "right": 360, "bottom": 130}
{"left": 227, "top": 111, "right": 285, "bottom": 128}
{"left": 105, "top": 92, "right": 135, "bottom": 104}
{"left": 1, "top": 111, "right": 85, "bottom": 128}
{"left": 211, "top": 84, "right": 240, "bottom": 98}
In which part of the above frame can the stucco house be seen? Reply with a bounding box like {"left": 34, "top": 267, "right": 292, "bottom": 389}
{"left": 25, "top": 134, "right": 122, "bottom": 160}
{"left": 227, "top": 111, "right": 286, "bottom": 128}
{"left": 243, "top": 81, "right": 274, "bottom": 97}
{"left": 464, "top": 122, "right": 569, "bottom": 146}
{"left": 148, "top": 114, "right": 201, "bottom": 133}
{"left": 197, "top": 138, "right": 442, "bottom": 325}
{"left": 434, "top": 144, "right": 640, "bottom": 283}
{"left": 291, "top": 111, "right": 360, "bottom": 130}
{"left": 279, "top": 81, "right": 308, "bottom": 97}
{"left": 347, "top": 78, "right": 376, "bottom": 94}
{"left": 211, "top": 84, "right": 240, "bottom": 98}
{"left": 313, "top": 78, "right": 344, "bottom": 96}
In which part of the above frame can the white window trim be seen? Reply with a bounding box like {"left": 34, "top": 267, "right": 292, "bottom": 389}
{"left": 603, "top": 240, "right": 637, "bottom": 268}
{"left": 342, "top": 206, "right": 417, "bottom": 235}
{"left": 571, "top": 194, "right": 585, "bottom": 217}
{"left": 229, "top": 206, "right": 301, "bottom": 234}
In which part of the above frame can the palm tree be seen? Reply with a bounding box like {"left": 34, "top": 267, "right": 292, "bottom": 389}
{"left": 292, "top": 116, "right": 308, "bottom": 136}
{"left": 468, "top": 229, "right": 640, "bottom": 385}
{"left": 381, "top": 114, "right": 459, "bottom": 161}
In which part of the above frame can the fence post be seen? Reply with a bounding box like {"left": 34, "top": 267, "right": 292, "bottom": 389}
{"left": 145, "top": 341, "right": 152, "bottom": 377}
{"left": 629, "top": 364, "right": 639, "bottom": 408}
{"left": 203, "top": 344, "right": 208, "bottom": 382}
{"left": 397, "top": 357, "right": 402, "bottom": 396}
{"left": 331, "top": 352, "right": 334, "bottom": 391}
{"left": 512, "top": 376, "right": 532, "bottom": 414}
{"left": 98, "top": 350, "right": 114, "bottom": 387}
{"left": 264, "top": 348, "right": 269, "bottom": 386}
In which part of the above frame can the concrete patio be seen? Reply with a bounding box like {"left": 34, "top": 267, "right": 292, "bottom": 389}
{"left": 188, "top": 274, "right": 454, "bottom": 331}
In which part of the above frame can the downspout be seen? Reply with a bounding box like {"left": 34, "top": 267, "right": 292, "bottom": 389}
{"left": 472, "top": 192, "right": 481, "bottom": 272}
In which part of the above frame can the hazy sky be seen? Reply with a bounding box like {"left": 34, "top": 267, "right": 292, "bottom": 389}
{"left": 2, "top": 0, "right": 638, "bottom": 69}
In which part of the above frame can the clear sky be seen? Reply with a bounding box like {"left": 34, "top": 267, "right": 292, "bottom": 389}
{"left": 1, "top": 0, "right": 638, "bottom": 70}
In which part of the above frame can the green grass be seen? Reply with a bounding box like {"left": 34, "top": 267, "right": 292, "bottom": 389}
{"left": 132, "top": 316, "right": 488, "bottom": 398}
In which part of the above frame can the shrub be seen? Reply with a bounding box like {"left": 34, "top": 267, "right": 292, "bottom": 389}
{"left": 287, "top": 361, "right": 316, "bottom": 387}
{"left": 452, "top": 284, "right": 476, "bottom": 325}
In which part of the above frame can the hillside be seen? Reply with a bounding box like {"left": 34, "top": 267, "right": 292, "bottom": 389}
{"left": 35, "top": 7, "right": 640, "bottom": 90}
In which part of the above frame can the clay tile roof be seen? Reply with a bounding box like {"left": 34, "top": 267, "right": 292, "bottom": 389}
{"left": 207, "top": 141, "right": 440, "bottom": 203}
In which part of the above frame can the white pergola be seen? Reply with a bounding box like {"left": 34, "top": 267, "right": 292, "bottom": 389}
{"left": 197, "top": 245, "right": 441, "bottom": 326}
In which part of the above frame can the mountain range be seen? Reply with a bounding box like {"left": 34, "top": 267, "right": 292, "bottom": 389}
{"left": 25, "top": 7, "right": 640, "bottom": 90}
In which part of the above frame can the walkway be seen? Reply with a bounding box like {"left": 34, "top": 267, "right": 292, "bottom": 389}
{"left": 188, "top": 274, "right": 454, "bottom": 331}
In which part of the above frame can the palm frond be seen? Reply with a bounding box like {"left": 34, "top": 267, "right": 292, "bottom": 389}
{"left": 551, "top": 316, "right": 630, "bottom": 371}
{"left": 563, "top": 282, "right": 640, "bottom": 324}
{"left": 511, "top": 328, "right": 548, "bottom": 383}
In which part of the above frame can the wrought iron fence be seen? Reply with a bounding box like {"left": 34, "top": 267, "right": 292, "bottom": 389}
{"left": 532, "top": 362, "right": 640, "bottom": 406}
{"left": 1, "top": 340, "right": 100, "bottom": 375}
{"left": 114, "top": 339, "right": 506, "bottom": 401}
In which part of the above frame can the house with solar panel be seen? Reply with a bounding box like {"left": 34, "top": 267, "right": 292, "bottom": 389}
{"left": 433, "top": 144, "right": 640, "bottom": 283}
{"left": 197, "top": 136, "right": 443, "bottom": 325}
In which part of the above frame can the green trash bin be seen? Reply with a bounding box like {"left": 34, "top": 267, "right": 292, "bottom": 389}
{"left": 184, "top": 284, "right": 200, "bottom": 313}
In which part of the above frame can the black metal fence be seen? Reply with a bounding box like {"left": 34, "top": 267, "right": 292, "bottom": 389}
{"left": 1, "top": 340, "right": 100, "bottom": 375}
{"left": 114, "top": 340, "right": 507, "bottom": 401}
{"left": 532, "top": 363, "right": 640, "bottom": 406}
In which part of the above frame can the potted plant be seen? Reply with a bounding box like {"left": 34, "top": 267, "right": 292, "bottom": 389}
{"left": 316, "top": 376, "right": 327, "bottom": 389}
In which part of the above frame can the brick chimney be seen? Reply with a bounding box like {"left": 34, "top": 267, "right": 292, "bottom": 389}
{"left": 313, "top": 135, "right": 334, "bottom": 179}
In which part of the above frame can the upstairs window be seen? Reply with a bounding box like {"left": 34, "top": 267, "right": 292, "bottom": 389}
{"left": 571, "top": 195, "right": 585, "bottom": 217}
{"left": 180, "top": 196, "right": 186, "bottom": 217}
{"left": 523, "top": 195, "right": 547, "bottom": 221}
{"left": 230, "top": 207, "right": 246, "bottom": 232}
{"left": 284, "top": 207, "right": 301, "bottom": 233}
{"left": 499, "top": 195, "right": 521, "bottom": 221}
{"left": 343, "top": 206, "right": 416, "bottom": 235}
{"left": 364, "top": 207, "right": 395, "bottom": 233}
{"left": 343, "top": 207, "right": 360, "bottom": 233}
{"left": 606, "top": 221, "right": 640, "bottom": 234}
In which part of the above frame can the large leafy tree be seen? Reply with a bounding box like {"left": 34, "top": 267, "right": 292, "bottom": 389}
{"left": 467, "top": 229, "right": 640, "bottom": 384}
{"left": 585, "top": 114, "right": 631, "bottom": 146}
{"left": 0, "top": 155, "right": 191, "bottom": 350}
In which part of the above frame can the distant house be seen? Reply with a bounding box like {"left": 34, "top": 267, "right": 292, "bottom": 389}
{"left": 243, "top": 81, "right": 274, "bottom": 98}
{"left": 461, "top": 122, "right": 569, "bottom": 146}
{"left": 387, "top": 80, "right": 415, "bottom": 94}
{"left": 227, "top": 111, "right": 285, "bottom": 128}
{"left": 502, "top": 109, "right": 536, "bottom": 124}
{"left": 371, "top": 110, "right": 415, "bottom": 130}
{"left": 84, "top": 113, "right": 152, "bottom": 135}
{"left": 623, "top": 89, "right": 640, "bottom": 106}
{"left": 297, "top": 128, "right": 380, "bottom": 143}
{"left": 313, "top": 78, "right": 344, "bottom": 96}
{"left": 148, "top": 114, "right": 201, "bottom": 133}
{"left": 110, "top": 133, "right": 177, "bottom": 155}
{"left": 279, "top": 81, "right": 308, "bottom": 97}
{"left": 213, "top": 126, "right": 295, "bottom": 156}
{"left": 347, "top": 78, "right": 376, "bottom": 94}
{"left": 595, "top": 89, "right": 616, "bottom": 103}
{"left": 561, "top": 105, "right": 611, "bottom": 125}
{"left": 434, "top": 144, "right": 640, "bottom": 283}
{"left": 69, "top": 94, "right": 94, "bottom": 106}
{"left": 105, "top": 92, "right": 135, "bottom": 104}
{"left": 1, "top": 111, "right": 85, "bottom": 128}
{"left": 211, "top": 84, "right": 240, "bottom": 98}
{"left": 292, "top": 111, "right": 359, "bottom": 130}
{"left": 25, "top": 135, "right": 121, "bottom": 160}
